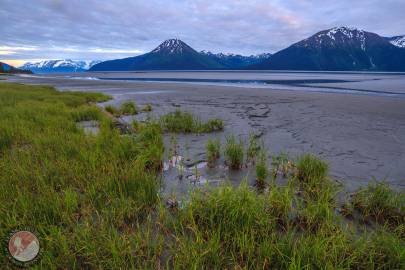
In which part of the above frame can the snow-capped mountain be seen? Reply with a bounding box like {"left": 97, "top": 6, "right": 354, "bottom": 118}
{"left": 200, "top": 51, "right": 271, "bottom": 68}
{"left": 386, "top": 35, "right": 405, "bottom": 48}
{"left": 0, "top": 62, "right": 32, "bottom": 74}
{"left": 21, "top": 59, "right": 102, "bottom": 73}
{"left": 151, "top": 39, "right": 191, "bottom": 54}
{"left": 90, "top": 39, "right": 226, "bottom": 71}
{"left": 252, "top": 26, "right": 405, "bottom": 71}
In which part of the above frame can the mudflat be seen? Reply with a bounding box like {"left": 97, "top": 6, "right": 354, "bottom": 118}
{"left": 5, "top": 71, "right": 405, "bottom": 192}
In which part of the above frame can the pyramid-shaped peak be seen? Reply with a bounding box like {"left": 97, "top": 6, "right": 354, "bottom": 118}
{"left": 151, "top": 39, "right": 194, "bottom": 54}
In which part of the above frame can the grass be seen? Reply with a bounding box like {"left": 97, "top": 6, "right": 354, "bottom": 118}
{"left": 0, "top": 83, "right": 164, "bottom": 269}
{"left": 246, "top": 133, "right": 258, "bottom": 163}
{"left": 255, "top": 149, "right": 268, "bottom": 187}
{"left": 142, "top": 104, "right": 153, "bottom": 112}
{"left": 224, "top": 135, "right": 244, "bottom": 169}
{"left": 348, "top": 182, "right": 405, "bottom": 227}
{"left": 160, "top": 109, "right": 223, "bottom": 133}
{"left": 206, "top": 138, "right": 221, "bottom": 167}
{"left": 105, "top": 101, "right": 138, "bottom": 116}
{"left": 1, "top": 82, "right": 404, "bottom": 269}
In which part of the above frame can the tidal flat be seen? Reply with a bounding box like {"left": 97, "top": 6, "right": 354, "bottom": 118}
{"left": 8, "top": 71, "right": 405, "bottom": 193}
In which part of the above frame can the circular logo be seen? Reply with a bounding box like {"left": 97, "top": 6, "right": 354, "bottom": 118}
{"left": 8, "top": 231, "right": 40, "bottom": 263}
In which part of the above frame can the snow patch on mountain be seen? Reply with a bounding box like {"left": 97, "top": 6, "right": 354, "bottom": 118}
{"left": 152, "top": 39, "right": 188, "bottom": 54}
{"left": 21, "top": 59, "right": 102, "bottom": 72}
{"left": 388, "top": 36, "right": 405, "bottom": 48}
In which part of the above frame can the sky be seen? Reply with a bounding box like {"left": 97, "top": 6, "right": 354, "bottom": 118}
{"left": 1, "top": 0, "right": 405, "bottom": 67}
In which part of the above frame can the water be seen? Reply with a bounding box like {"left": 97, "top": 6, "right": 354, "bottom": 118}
{"left": 41, "top": 70, "right": 405, "bottom": 97}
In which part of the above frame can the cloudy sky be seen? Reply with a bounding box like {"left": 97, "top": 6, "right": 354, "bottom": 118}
{"left": 1, "top": 0, "right": 404, "bottom": 67}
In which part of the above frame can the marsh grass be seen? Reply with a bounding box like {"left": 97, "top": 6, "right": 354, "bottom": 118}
{"left": 272, "top": 152, "right": 294, "bottom": 178}
{"left": 105, "top": 101, "right": 138, "bottom": 116}
{"left": 0, "top": 83, "right": 164, "bottom": 269}
{"left": 120, "top": 101, "right": 138, "bottom": 115}
{"left": 1, "top": 82, "right": 404, "bottom": 269}
{"left": 206, "top": 138, "right": 221, "bottom": 167}
{"left": 350, "top": 182, "right": 405, "bottom": 227}
{"left": 255, "top": 149, "right": 268, "bottom": 188}
{"left": 224, "top": 135, "right": 244, "bottom": 170}
{"left": 246, "top": 133, "right": 258, "bottom": 163}
{"left": 142, "top": 104, "right": 153, "bottom": 112}
{"left": 160, "top": 109, "right": 223, "bottom": 133}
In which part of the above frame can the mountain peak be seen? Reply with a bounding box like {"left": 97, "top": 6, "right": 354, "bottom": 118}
{"left": 151, "top": 39, "right": 192, "bottom": 54}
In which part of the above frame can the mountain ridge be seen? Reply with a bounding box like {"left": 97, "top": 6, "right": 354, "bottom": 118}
{"left": 21, "top": 59, "right": 102, "bottom": 73}
{"left": 250, "top": 27, "right": 405, "bottom": 71}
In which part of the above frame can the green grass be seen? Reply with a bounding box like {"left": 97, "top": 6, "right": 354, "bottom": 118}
{"left": 206, "top": 138, "right": 221, "bottom": 167}
{"left": 247, "top": 133, "right": 258, "bottom": 162}
{"left": 0, "top": 83, "right": 164, "bottom": 269}
{"left": 349, "top": 182, "right": 405, "bottom": 227}
{"left": 160, "top": 109, "right": 223, "bottom": 133}
{"left": 255, "top": 149, "right": 268, "bottom": 187}
{"left": 142, "top": 104, "right": 153, "bottom": 112}
{"left": 224, "top": 135, "right": 244, "bottom": 169}
{"left": 1, "top": 82, "right": 404, "bottom": 269}
{"left": 104, "top": 101, "right": 138, "bottom": 116}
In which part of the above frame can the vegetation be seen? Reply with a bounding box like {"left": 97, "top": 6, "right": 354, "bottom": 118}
{"left": 206, "top": 138, "right": 221, "bottom": 167}
{"left": 224, "top": 135, "right": 244, "bottom": 169}
{"left": 0, "top": 83, "right": 164, "bottom": 269}
{"left": 1, "top": 82, "right": 404, "bottom": 269}
{"left": 104, "top": 101, "right": 138, "bottom": 116}
{"left": 142, "top": 104, "right": 153, "bottom": 112}
{"left": 348, "top": 182, "right": 405, "bottom": 227}
{"left": 246, "top": 133, "right": 258, "bottom": 162}
{"left": 120, "top": 101, "right": 138, "bottom": 115}
{"left": 160, "top": 109, "right": 223, "bottom": 133}
{"left": 255, "top": 150, "right": 268, "bottom": 187}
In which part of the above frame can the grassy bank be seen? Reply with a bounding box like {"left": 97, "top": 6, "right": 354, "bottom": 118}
{"left": 1, "top": 82, "right": 404, "bottom": 269}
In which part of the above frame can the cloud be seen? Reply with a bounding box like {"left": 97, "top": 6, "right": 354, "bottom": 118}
{"left": 1, "top": 0, "right": 404, "bottom": 63}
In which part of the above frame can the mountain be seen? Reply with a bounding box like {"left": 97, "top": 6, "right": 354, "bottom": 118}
{"left": 386, "top": 35, "right": 405, "bottom": 48}
{"left": 252, "top": 27, "right": 405, "bottom": 71}
{"left": 200, "top": 51, "right": 271, "bottom": 68}
{"left": 21, "top": 59, "right": 102, "bottom": 73}
{"left": 90, "top": 39, "right": 227, "bottom": 71}
{"left": 0, "top": 61, "right": 32, "bottom": 74}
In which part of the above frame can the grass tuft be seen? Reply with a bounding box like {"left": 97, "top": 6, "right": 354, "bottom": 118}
{"left": 350, "top": 182, "right": 405, "bottom": 227}
{"left": 224, "top": 135, "right": 244, "bottom": 170}
{"left": 160, "top": 109, "right": 223, "bottom": 133}
{"left": 206, "top": 138, "right": 221, "bottom": 167}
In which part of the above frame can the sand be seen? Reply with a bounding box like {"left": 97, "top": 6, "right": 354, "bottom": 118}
{"left": 4, "top": 72, "right": 405, "bottom": 192}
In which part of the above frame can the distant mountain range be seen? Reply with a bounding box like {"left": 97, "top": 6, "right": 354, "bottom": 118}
{"left": 252, "top": 27, "right": 405, "bottom": 71}
{"left": 200, "top": 51, "right": 272, "bottom": 68}
{"left": 8, "top": 27, "right": 405, "bottom": 73}
{"left": 0, "top": 61, "right": 32, "bottom": 74}
{"left": 20, "top": 59, "right": 101, "bottom": 73}
{"left": 90, "top": 27, "right": 405, "bottom": 72}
